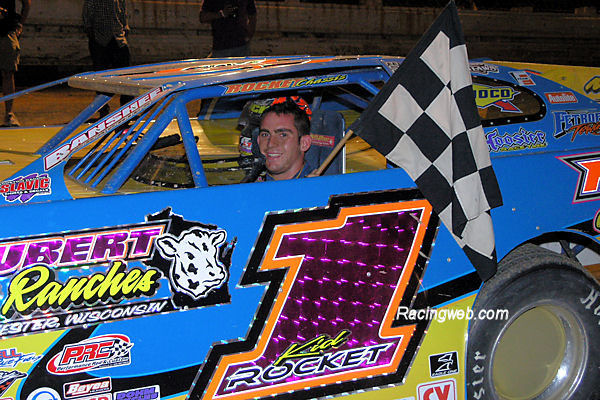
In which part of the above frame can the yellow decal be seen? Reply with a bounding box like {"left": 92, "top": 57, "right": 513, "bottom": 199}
{"left": 584, "top": 76, "right": 600, "bottom": 95}
{"left": 1, "top": 262, "right": 160, "bottom": 317}
{"left": 473, "top": 83, "right": 519, "bottom": 110}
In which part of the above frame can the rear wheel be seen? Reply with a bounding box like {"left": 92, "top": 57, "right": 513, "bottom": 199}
{"left": 465, "top": 243, "right": 600, "bottom": 400}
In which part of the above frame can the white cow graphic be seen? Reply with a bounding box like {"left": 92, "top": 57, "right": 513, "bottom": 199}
{"left": 156, "top": 228, "right": 228, "bottom": 299}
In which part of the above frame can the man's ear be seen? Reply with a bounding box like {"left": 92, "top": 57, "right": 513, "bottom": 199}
{"left": 300, "top": 134, "right": 312, "bottom": 152}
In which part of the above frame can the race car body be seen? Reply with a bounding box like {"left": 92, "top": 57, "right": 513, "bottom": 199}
{"left": 0, "top": 52, "right": 600, "bottom": 400}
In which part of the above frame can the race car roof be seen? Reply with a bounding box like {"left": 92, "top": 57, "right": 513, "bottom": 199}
{"left": 67, "top": 56, "right": 400, "bottom": 96}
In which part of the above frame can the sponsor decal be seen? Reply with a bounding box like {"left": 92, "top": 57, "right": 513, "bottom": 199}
{"left": 594, "top": 209, "right": 600, "bottom": 233}
{"left": 310, "top": 134, "right": 335, "bottom": 148}
{"left": 26, "top": 388, "right": 61, "bottom": 400}
{"left": 294, "top": 74, "right": 347, "bottom": 88}
{"left": 486, "top": 127, "right": 547, "bottom": 153}
{"left": 156, "top": 57, "right": 337, "bottom": 77}
{"left": 2, "top": 262, "right": 161, "bottom": 318}
{"left": 559, "top": 152, "right": 600, "bottom": 202}
{"left": 428, "top": 351, "right": 459, "bottom": 378}
{"left": 553, "top": 110, "right": 600, "bottom": 141}
{"left": 146, "top": 209, "right": 236, "bottom": 309}
{"left": 417, "top": 378, "right": 456, "bottom": 400}
{"left": 73, "top": 395, "right": 110, "bottom": 400}
{"left": 0, "top": 223, "right": 165, "bottom": 277}
{"left": 473, "top": 84, "right": 520, "bottom": 113}
{"left": 189, "top": 192, "right": 438, "bottom": 400}
{"left": 44, "top": 87, "right": 166, "bottom": 170}
{"left": 224, "top": 74, "right": 347, "bottom": 95}
{"left": 247, "top": 101, "right": 271, "bottom": 116}
{"left": 0, "top": 348, "right": 42, "bottom": 368}
{"left": 156, "top": 228, "right": 229, "bottom": 300}
{"left": 509, "top": 70, "right": 535, "bottom": 86}
{"left": 239, "top": 136, "right": 252, "bottom": 156}
{"left": 47, "top": 334, "right": 132, "bottom": 374}
{"left": 224, "top": 330, "right": 395, "bottom": 392}
{"left": 469, "top": 62, "right": 499, "bottom": 75}
{"left": 114, "top": 385, "right": 159, "bottom": 400}
{"left": 584, "top": 76, "right": 600, "bottom": 95}
{"left": 64, "top": 377, "right": 112, "bottom": 399}
{"left": 0, "top": 211, "right": 236, "bottom": 338}
{"left": 0, "top": 173, "right": 51, "bottom": 203}
{"left": 545, "top": 91, "right": 578, "bottom": 104}
{"left": 0, "top": 371, "right": 27, "bottom": 396}
{"left": 224, "top": 79, "right": 301, "bottom": 95}
{"left": 158, "top": 59, "right": 275, "bottom": 75}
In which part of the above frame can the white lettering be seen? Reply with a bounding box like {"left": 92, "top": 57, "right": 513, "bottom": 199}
{"left": 581, "top": 288, "right": 599, "bottom": 309}
{"left": 44, "top": 143, "right": 71, "bottom": 170}
{"left": 43, "top": 86, "right": 165, "bottom": 171}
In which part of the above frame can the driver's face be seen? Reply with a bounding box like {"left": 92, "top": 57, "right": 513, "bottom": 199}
{"left": 258, "top": 112, "right": 310, "bottom": 180}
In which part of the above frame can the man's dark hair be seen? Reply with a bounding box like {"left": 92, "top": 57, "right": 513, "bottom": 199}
{"left": 260, "top": 99, "right": 311, "bottom": 137}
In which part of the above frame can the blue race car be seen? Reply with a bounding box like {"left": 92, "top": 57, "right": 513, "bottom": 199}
{"left": 0, "top": 52, "right": 600, "bottom": 400}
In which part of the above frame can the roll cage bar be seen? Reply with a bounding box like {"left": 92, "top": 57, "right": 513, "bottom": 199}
{"left": 1, "top": 57, "right": 395, "bottom": 195}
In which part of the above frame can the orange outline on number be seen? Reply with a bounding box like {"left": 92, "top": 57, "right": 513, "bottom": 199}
{"left": 204, "top": 199, "right": 432, "bottom": 400}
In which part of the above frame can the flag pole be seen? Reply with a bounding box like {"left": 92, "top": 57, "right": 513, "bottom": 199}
{"left": 313, "top": 129, "right": 354, "bottom": 176}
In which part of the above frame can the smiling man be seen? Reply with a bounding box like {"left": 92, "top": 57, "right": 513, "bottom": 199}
{"left": 257, "top": 97, "right": 315, "bottom": 181}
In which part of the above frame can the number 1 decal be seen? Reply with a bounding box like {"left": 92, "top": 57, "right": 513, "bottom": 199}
{"left": 190, "top": 190, "right": 438, "bottom": 400}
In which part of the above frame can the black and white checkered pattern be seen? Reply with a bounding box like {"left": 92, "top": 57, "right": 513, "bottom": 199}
{"left": 109, "top": 339, "right": 133, "bottom": 358}
{"left": 351, "top": 1, "right": 502, "bottom": 280}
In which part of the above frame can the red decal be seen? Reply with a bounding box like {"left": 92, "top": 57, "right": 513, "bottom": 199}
{"left": 310, "top": 134, "right": 335, "bottom": 148}
{"left": 47, "top": 334, "right": 132, "bottom": 374}
{"left": 545, "top": 91, "right": 577, "bottom": 104}
{"left": 224, "top": 78, "right": 301, "bottom": 94}
{"left": 418, "top": 378, "right": 456, "bottom": 400}
{"left": 570, "top": 122, "right": 600, "bottom": 141}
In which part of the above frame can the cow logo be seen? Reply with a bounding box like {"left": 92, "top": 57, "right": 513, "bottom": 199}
{"left": 417, "top": 378, "right": 457, "bottom": 400}
{"left": 428, "top": 351, "right": 459, "bottom": 378}
{"left": 156, "top": 228, "right": 228, "bottom": 300}
{"left": 145, "top": 208, "right": 235, "bottom": 309}
{"left": 0, "top": 173, "right": 51, "bottom": 203}
{"left": 47, "top": 334, "right": 133, "bottom": 375}
{"left": 0, "top": 370, "right": 27, "bottom": 396}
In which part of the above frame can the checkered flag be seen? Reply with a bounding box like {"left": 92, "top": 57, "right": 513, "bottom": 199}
{"left": 0, "top": 371, "right": 26, "bottom": 396}
{"left": 350, "top": 1, "right": 502, "bottom": 280}
{"left": 109, "top": 338, "right": 133, "bottom": 358}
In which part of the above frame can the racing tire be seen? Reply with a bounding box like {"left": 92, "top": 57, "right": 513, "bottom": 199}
{"left": 465, "top": 243, "right": 600, "bottom": 400}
